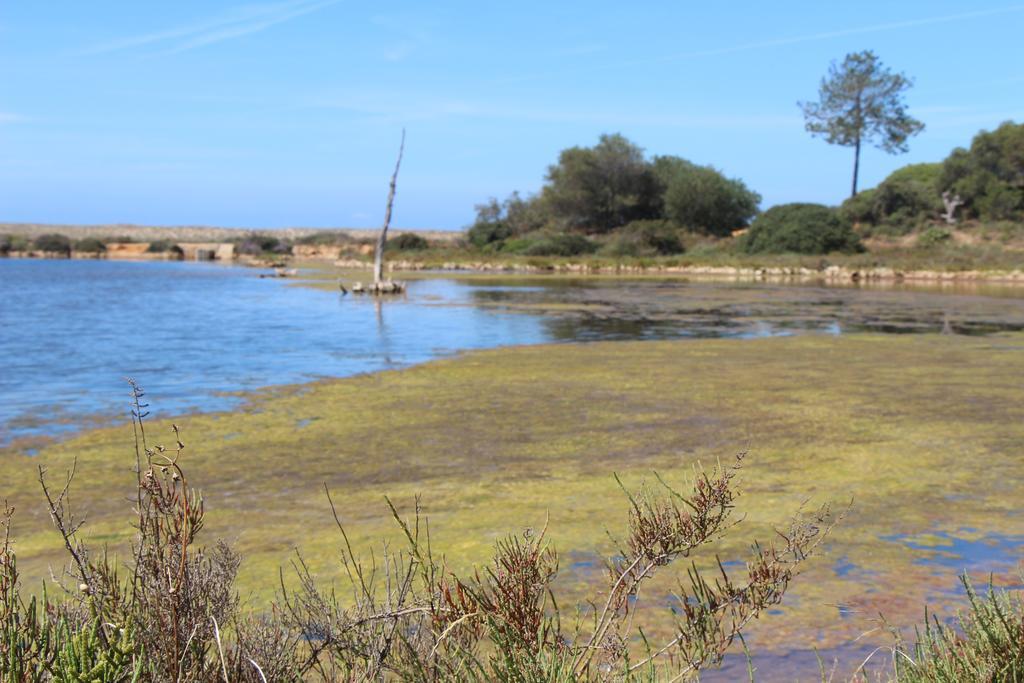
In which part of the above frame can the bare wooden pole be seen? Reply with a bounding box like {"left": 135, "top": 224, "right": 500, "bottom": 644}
{"left": 373, "top": 129, "right": 405, "bottom": 285}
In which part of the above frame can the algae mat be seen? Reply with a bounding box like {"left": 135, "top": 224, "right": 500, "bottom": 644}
{"left": 3, "top": 332, "right": 1023, "bottom": 664}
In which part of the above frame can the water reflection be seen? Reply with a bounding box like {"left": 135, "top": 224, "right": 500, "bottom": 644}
{"left": 454, "top": 277, "right": 1024, "bottom": 340}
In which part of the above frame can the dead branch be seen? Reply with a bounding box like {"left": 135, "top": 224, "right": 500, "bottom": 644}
{"left": 373, "top": 129, "right": 406, "bottom": 285}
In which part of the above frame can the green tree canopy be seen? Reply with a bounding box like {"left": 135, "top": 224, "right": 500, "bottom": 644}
{"left": 540, "top": 134, "right": 661, "bottom": 233}
{"left": 800, "top": 50, "right": 924, "bottom": 197}
{"left": 653, "top": 156, "right": 760, "bottom": 236}
{"left": 940, "top": 120, "right": 1024, "bottom": 221}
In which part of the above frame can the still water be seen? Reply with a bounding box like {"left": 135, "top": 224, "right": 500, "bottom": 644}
{"left": 3, "top": 258, "right": 1024, "bottom": 444}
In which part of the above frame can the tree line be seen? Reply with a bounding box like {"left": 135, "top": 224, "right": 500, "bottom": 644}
{"left": 467, "top": 49, "right": 1022, "bottom": 257}
{"left": 468, "top": 134, "right": 762, "bottom": 257}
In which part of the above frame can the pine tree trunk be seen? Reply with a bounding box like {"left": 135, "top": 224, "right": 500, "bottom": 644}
{"left": 851, "top": 134, "right": 861, "bottom": 198}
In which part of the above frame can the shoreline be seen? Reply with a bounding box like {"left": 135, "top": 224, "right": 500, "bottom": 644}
{"left": 7, "top": 251, "right": 1024, "bottom": 285}
{"left": 333, "top": 257, "right": 1024, "bottom": 284}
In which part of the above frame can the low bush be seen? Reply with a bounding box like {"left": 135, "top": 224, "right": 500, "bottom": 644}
{"left": 601, "top": 219, "right": 684, "bottom": 257}
{"left": 387, "top": 232, "right": 430, "bottom": 250}
{"left": 295, "top": 231, "right": 351, "bottom": 246}
{"left": 0, "top": 235, "right": 11, "bottom": 255}
{"left": 891, "top": 575, "right": 1024, "bottom": 681}
{"left": 519, "top": 233, "right": 598, "bottom": 257}
{"left": 73, "top": 237, "right": 107, "bottom": 253}
{"left": 743, "top": 203, "right": 863, "bottom": 254}
{"left": 0, "top": 383, "right": 836, "bottom": 681}
{"left": 32, "top": 233, "right": 72, "bottom": 255}
{"left": 917, "top": 226, "right": 952, "bottom": 248}
{"left": 467, "top": 220, "right": 514, "bottom": 249}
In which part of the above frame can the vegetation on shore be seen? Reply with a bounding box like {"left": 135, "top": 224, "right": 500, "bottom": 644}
{"left": 2, "top": 333, "right": 1023, "bottom": 678}
{"left": 2, "top": 121, "right": 1021, "bottom": 275}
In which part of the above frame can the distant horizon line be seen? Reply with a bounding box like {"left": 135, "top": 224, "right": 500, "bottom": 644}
{"left": 0, "top": 221, "right": 460, "bottom": 234}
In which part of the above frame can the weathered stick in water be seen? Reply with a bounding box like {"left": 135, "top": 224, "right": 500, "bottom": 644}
{"left": 373, "top": 129, "right": 406, "bottom": 285}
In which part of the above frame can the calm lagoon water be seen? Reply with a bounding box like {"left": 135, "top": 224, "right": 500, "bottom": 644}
{"left": 3, "top": 258, "right": 1024, "bottom": 444}
{"left": 1, "top": 259, "right": 550, "bottom": 443}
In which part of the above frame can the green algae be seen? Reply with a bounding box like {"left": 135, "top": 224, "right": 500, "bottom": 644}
{"left": 2, "top": 332, "right": 1024, "bottom": 658}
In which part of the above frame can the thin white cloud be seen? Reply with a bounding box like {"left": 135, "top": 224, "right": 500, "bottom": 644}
{"left": 0, "top": 112, "right": 24, "bottom": 124}
{"left": 499, "top": 4, "right": 1024, "bottom": 84}
{"left": 81, "top": 0, "right": 340, "bottom": 56}
{"left": 305, "top": 92, "right": 800, "bottom": 129}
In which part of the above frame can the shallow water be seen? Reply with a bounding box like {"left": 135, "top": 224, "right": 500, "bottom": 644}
{"left": 453, "top": 275, "right": 1024, "bottom": 339}
{"left": 4, "top": 259, "right": 1024, "bottom": 445}
{"left": 0, "top": 259, "right": 547, "bottom": 443}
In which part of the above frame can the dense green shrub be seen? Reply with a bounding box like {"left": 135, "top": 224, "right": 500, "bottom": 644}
{"left": 840, "top": 187, "right": 878, "bottom": 225}
{"left": 0, "top": 234, "right": 11, "bottom": 255}
{"left": 941, "top": 120, "right": 1024, "bottom": 221}
{"left": 523, "top": 233, "right": 597, "bottom": 257}
{"left": 502, "top": 233, "right": 598, "bottom": 257}
{"left": 653, "top": 156, "right": 761, "bottom": 236}
{"left": 73, "top": 237, "right": 107, "bottom": 253}
{"left": 743, "top": 203, "right": 862, "bottom": 254}
{"left": 387, "top": 232, "right": 430, "bottom": 250}
{"left": 840, "top": 163, "right": 943, "bottom": 231}
{"left": 541, "top": 134, "right": 661, "bottom": 233}
{"left": 871, "top": 179, "right": 940, "bottom": 229}
{"left": 32, "top": 233, "right": 72, "bottom": 255}
{"left": 602, "top": 219, "right": 684, "bottom": 257}
{"left": 467, "top": 218, "right": 514, "bottom": 249}
{"left": 917, "top": 226, "right": 952, "bottom": 247}
{"left": 884, "top": 162, "right": 943, "bottom": 186}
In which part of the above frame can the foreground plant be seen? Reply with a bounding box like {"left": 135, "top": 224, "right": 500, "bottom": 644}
{"left": 281, "top": 458, "right": 838, "bottom": 681}
{"left": 3, "top": 383, "right": 837, "bottom": 681}
{"left": 889, "top": 575, "right": 1024, "bottom": 682}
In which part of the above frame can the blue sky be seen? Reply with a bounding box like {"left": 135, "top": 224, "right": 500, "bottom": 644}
{"left": 1, "top": 1, "right": 1022, "bottom": 230}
